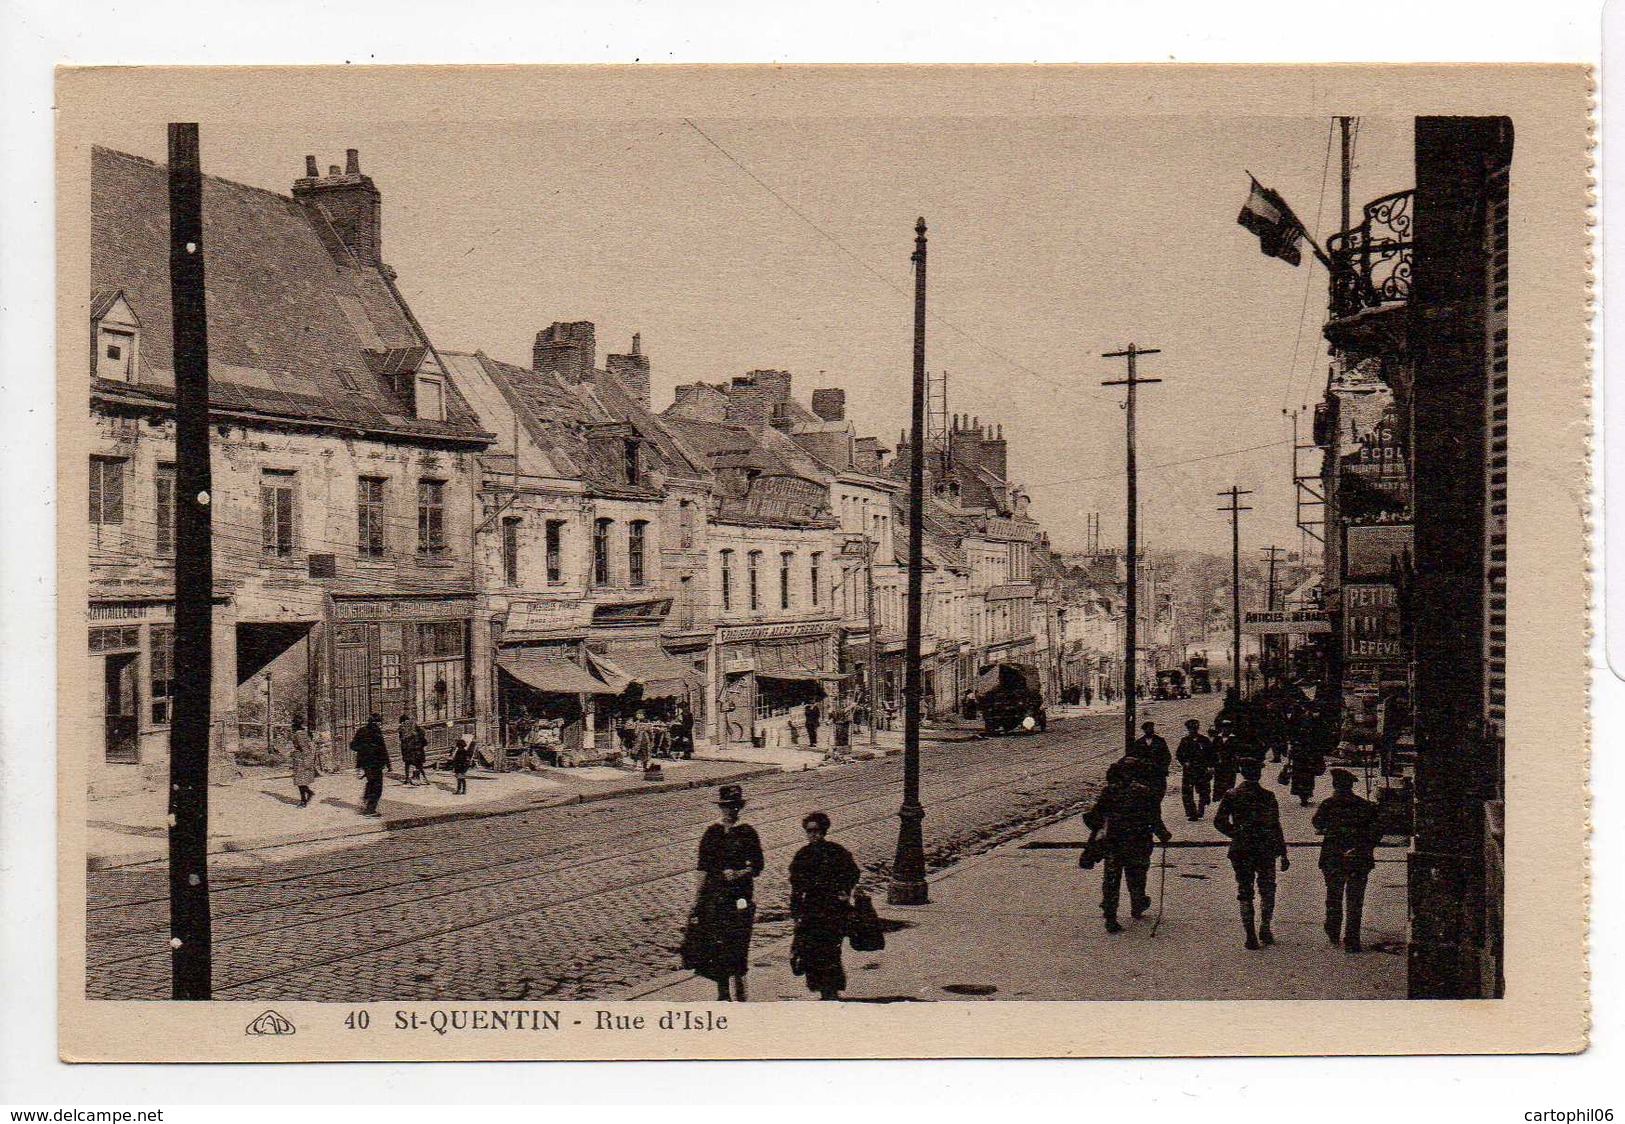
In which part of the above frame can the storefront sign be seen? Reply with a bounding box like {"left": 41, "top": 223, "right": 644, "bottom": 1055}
{"left": 719, "top": 621, "right": 835, "bottom": 642}
{"left": 332, "top": 597, "right": 473, "bottom": 621}
{"left": 1344, "top": 582, "right": 1404, "bottom": 662}
{"left": 1242, "top": 609, "right": 1333, "bottom": 635}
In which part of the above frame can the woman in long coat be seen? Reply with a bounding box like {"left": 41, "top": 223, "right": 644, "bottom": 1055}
{"left": 690, "top": 784, "right": 764, "bottom": 1001}
{"left": 1287, "top": 738, "right": 1326, "bottom": 806}
{"left": 289, "top": 717, "right": 317, "bottom": 808}
{"left": 789, "top": 811, "right": 862, "bottom": 1000}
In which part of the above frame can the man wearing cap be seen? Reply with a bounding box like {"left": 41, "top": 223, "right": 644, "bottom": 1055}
{"left": 1175, "top": 718, "right": 1216, "bottom": 821}
{"left": 1209, "top": 719, "right": 1241, "bottom": 802}
{"left": 1082, "top": 757, "right": 1173, "bottom": 933}
{"left": 1312, "top": 768, "right": 1382, "bottom": 952}
{"left": 1214, "top": 757, "right": 1290, "bottom": 949}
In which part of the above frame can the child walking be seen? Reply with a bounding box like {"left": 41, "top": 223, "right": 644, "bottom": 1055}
{"left": 451, "top": 732, "right": 476, "bottom": 795}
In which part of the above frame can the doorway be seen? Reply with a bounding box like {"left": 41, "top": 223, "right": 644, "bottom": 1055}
{"left": 103, "top": 652, "right": 138, "bottom": 763}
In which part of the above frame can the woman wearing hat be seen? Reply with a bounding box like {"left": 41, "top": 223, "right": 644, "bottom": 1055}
{"left": 690, "top": 784, "right": 765, "bottom": 1001}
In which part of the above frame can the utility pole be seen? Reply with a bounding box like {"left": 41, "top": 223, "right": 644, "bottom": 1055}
{"left": 888, "top": 217, "right": 930, "bottom": 907}
{"left": 1218, "top": 487, "right": 1253, "bottom": 700}
{"left": 1261, "top": 544, "right": 1287, "bottom": 688}
{"left": 168, "top": 123, "right": 213, "bottom": 999}
{"left": 1103, "top": 343, "right": 1162, "bottom": 754}
{"left": 1339, "top": 116, "right": 1354, "bottom": 242}
{"left": 864, "top": 535, "right": 880, "bottom": 758}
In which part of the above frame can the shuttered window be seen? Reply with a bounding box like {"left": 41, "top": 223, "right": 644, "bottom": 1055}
{"left": 261, "top": 471, "right": 295, "bottom": 558}
{"left": 89, "top": 457, "right": 124, "bottom": 525}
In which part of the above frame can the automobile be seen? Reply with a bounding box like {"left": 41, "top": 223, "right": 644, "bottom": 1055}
{"left": 1188, "top": 654, "right": 1212, "bottom": 694}
{"left": 975, "top": 662, "right": 1048, "bottom": 735}
{"left": 1153, "top": 668, "right": 1189, "bottom": 700}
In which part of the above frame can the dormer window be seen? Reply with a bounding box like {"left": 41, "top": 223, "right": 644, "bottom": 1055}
{"left": 415, "top": 374, "right": 445, "bottom": 422}
{"left": 623, "top": 438, "right": 641, "bottom": 486}
{"left": 91, "top": 291, "right": 141, "bottom": 383}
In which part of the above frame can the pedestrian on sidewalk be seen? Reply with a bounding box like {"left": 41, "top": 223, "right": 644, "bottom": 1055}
{"left": 1128, "top": 720, "right": 1172, "bottom": 796}
{"left": 351, "top": 713, "right": 390, "bottom": 817}
{"left": 1082, "top": 758, "right": 1172, "bottom": 933}
{"left": 804, "top": 699, "right": 821, "bottom": 749}
{"left": 1213, "top": 758, "right": 1290, "bottom": 950}
{"left": 789, "top": 811, "right": 862, "bottom": 1000}
{"left": 1083, "top": 685, "right": 1093, "bottom": 708}
{"left": 451, "top": 732, "right": 476, "bottom": 795}
{"left": 1210, "top": 719, "right": 1241, "bottom": 801}
{"left": 1286, "top": 737, "right": 1326, "bottom": 807}
{"left": 1175, "top": 718, "right": 1216, "bottom": 821}
{"left": 1313, "top": 768, "right": 1381, "bottom": 953}
{"left": 398, "top": 714, "right": 428, "bottom": 786}
{"left": 690, "top": 784, "right": 764, "bottom": 1002}
{"left": 289, "top": 717, "right": 317, "bottom": 808}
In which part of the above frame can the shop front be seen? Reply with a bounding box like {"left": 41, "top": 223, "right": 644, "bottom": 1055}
{"left": 328, "top": 595, "right": 478, "bottom": 756}
{"left": 495, "top": 640, "right": 613, "bottom": 762}
{"left": 714, "top": 621, "right": 838, "bottom": 750}
{"left": 586, "top": 639, "right": 704, "bottom": 758}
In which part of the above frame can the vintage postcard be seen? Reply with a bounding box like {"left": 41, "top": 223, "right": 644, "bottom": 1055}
{"left": 56, "top": 64, "right": 1590, "bottom": 1061}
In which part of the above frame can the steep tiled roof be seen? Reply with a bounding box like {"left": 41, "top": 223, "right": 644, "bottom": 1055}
{"left": 659, "top": 415, "right": 833, "bottom": 528}
{"left": 89, "top": 146, "right": 489, "bottom": 444}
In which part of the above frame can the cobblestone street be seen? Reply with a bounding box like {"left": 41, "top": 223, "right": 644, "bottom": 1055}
{"left": 85, "top": 701, "right": 1215, "bottom": 1002}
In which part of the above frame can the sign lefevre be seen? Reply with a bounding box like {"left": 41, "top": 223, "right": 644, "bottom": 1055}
{"left": 1242, "top": 609, "right": 1333, "bottom": 635}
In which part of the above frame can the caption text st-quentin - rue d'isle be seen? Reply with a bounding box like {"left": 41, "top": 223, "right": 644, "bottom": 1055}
{"left": 379, "top": 1009, "right": 729, "bottom": 1036}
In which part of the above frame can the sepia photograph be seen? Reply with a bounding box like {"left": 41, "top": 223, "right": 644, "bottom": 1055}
{"left": 49, "top": 64, "right": 1589, "bottom": 1062}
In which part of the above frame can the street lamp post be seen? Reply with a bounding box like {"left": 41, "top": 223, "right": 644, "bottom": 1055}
{"left": 889, "top": 217, "right": 930, "bottom": 906}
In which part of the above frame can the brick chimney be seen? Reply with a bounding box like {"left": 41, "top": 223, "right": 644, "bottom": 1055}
{"left": 736, "top": 369, "right": 793, "bottom": 403}
{"left": 853, "top": 436, "right": 885, "bottom": 472}
{"left": 948, "top": 414, "right": 984, "bottom": 471}
{"left": 533, "top": 321, "right": 597, "bottom": 384}
{"left": 293, "top": 149, "right": 383, "bottom": 266}
{"left": 606, "top": 331, "right": 652, "bottom": 408}
{"left": 811, "top": 388, "right": 846, "bottom": 422}
{"left": 981, "top": 421, "right": 1008, "bottom": 479}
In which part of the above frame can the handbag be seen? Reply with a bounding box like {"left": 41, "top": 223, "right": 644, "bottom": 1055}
{"left": 847, "top": 890, "right": 886, "bottom": 952}
{"left": 679, "top": 912, "right": 706, "bottom": 970}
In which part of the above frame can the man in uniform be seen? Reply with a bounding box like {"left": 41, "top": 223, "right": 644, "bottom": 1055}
{"left": 1175, "top": 718, "right": 1216, "bottom": 821}
{"left": 1082, "top": 757, "right": 1173, "bottom": 933}
{"left": 1214, "top": 757, "right": 1290, "bottom": 949}
{"left": 1312, "top": 767, "right": 1382, "bottom": 952}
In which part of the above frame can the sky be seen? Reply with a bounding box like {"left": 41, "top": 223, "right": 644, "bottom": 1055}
{"left": 84, "top": 110, "right": 1412, "bottom": 557}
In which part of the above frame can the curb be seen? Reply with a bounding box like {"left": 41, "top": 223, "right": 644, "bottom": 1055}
{"left": 85, "top": 765, "right": 781, "bottom": 872}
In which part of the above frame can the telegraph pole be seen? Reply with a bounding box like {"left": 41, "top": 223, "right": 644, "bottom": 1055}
{"left": 1218, "top": 487, "right": 1253, "bottom": 700}
{"left": 168, "top": 123, "right": 214, "bottom": 999}
{"left": 888, "top": 217, "right": 929, "bottom": 906}
{"left": 1261, "top": 544, "right": 1287, "bottom": 688}
{"left": 1103, "top": 344, "right": 1162, "bottom": 754}
{"left": 864, "top": 535, "right": 880, "bottom": 758}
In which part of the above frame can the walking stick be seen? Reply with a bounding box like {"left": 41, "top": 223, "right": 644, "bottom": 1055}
{"left": 1151, "top": 838, "right": 1169, "bottom": 937}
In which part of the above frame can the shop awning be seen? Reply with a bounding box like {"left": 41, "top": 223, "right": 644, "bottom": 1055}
{"left": 757, "top": 668, "right": 845, "bottom": 683}
{"left": 497, "top": 652, "right": 618, "bottom": 695}
{"left": 587, "top": 646, "right": 699, "bottom": 698}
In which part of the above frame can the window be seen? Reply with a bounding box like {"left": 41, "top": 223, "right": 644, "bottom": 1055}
{"left": 679, "top": 500, "right": 695, "bottom": 549}
{"left": 629, "top": 520, "right": 647, "bottom": 587}
{"left": 720, "top": 549, "right": 734, "bottom": 611}
{"left": 780, "top": 551, "right": 793, "bottom": 610}
{"left": 678, "top": 574, "right": 695, "bottom": 628}
{"left": 502, "top": 517, "right": 521, "bottom": 585}
{"left": 89, "top": 457, "right": 124, "bottom": 526}
{"left": 624, "top": 439, "right": 641, "bottom": 486}
{"left": 416, "top": 479, "right": 446, "bottom": 557}
{"left": 98, "top": 327, "right": 135, "bottom": 382}
{"left": 545, "top": 520, "right": 564, "bottom": 583}
{"left": 357, "top": 476, "right": 387, "bottom": 557}
{"left": 155, "top": 464, "right": 175, "bottom": 556}
{"left": 810, "top": 552, "right": 822, "bottom": 606}
{"left": 748, "top": 551, "right": 762, "bottom": 611}
{"left": 593, "top": 518, "right": 612, "bottom": 586}
{"left": 149, "top": 625, "right": 173, "bottom": 725}
{"left": 261, "top": 470, "right": 295, "bottom": 559}
{"left": 380, "top": 650, "right": 403, "bottom": 691}
{"left": 89, "top": 626, "right": 139, "bottom": 653}
{"left": 415, "top": 375, "right": 445, "bottom": 422}
{"left": 414, "top": 620, "right": 467, "bottom": 723}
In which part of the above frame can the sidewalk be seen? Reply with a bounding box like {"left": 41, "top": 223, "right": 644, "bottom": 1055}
{"left": 85, "top": 758, "right": 777, "bottom": 871}
{"left": 625, "top": 769, "right": 1407, "bottom": 1003}
{"left": 694, "top": 722, "right": 982, "bottom": 770}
